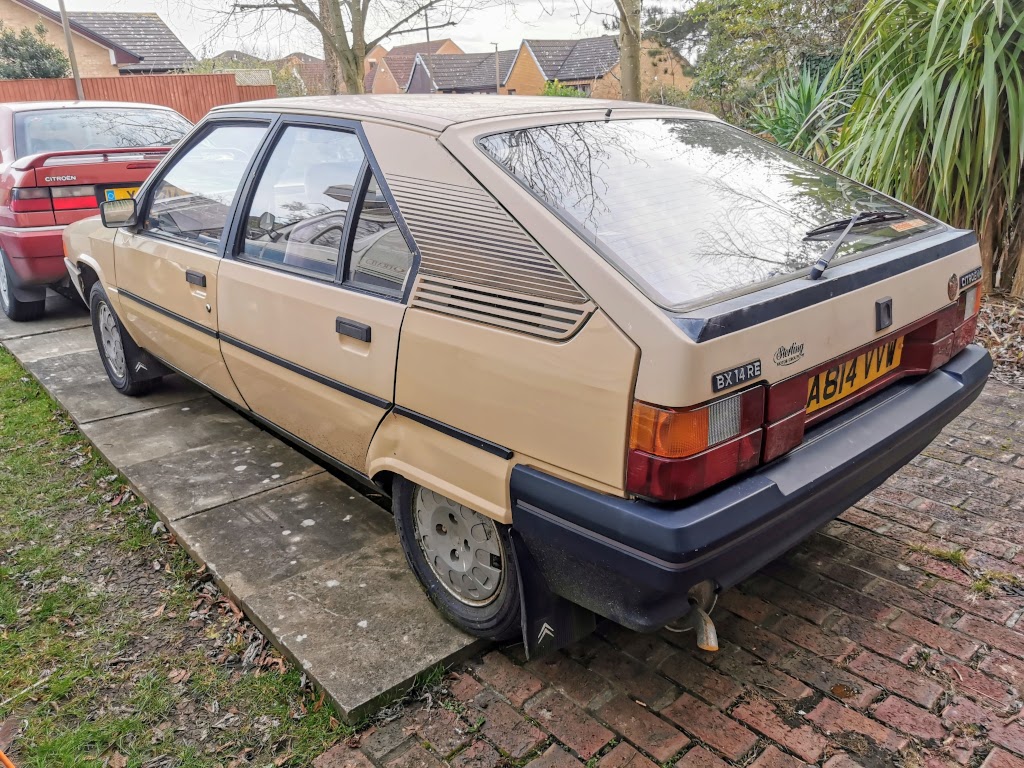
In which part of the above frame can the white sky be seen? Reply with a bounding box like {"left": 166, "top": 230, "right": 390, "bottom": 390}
{"left": 46, "top": 0, "right": 622, "bottom": 59}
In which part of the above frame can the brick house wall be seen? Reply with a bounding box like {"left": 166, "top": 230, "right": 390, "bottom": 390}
{"left": 501, "top": 42, "right": 547, "bottom": 95}
{"left": 0, "top": 0, "right": 120, "bottom": 77}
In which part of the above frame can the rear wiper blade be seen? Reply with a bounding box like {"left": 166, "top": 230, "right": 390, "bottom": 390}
{"left": 806, "top": 209, "right": 908, "bottom": 279}
{"left": 804, "top": 209, "right": 907, "bottom": 238}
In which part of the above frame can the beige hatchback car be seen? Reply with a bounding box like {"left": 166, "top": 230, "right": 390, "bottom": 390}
{"left": 63, "top": 95, "right": 991, "bottom": 655}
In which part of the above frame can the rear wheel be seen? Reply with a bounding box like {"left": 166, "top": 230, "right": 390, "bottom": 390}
{"left": 0, "top": 250, "right": 45, "bottom": 322}
{"left": 393, "top": 478, "right": 521, "bottom": 640}
{"left": 89, "top": 283, "right": 158, "bottom": 396}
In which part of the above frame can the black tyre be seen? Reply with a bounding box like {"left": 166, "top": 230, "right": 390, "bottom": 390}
{"left": 0, "top": 249, "right": 45, "bottom": 321}
{"left": 393, "top": 478, "right": 522, "bottom": 641}
{"left": 89, "top": 282, "right": 158, "bottom": 396}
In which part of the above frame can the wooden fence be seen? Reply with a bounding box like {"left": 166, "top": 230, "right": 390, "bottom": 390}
{"left": 0, "top": 74, "right": 277, "bottom": 122}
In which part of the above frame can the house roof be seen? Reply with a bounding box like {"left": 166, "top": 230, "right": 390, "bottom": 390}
{"left": 418, "top": 50, "right": 515, "bottom": 92}
{"left": 387, "top": 38, "right": 458, "bottom": 57}
{"left": 67, "top": 12, "right": 195, "bottom": 72}
{"left": 380, "top": 54, "right": 416, "bottom": 91}
{"left": 11, "top": 0, "right": 140, "bottom": 64}
{"left": 522, "top": 35, "right": 620, "bottom": 81}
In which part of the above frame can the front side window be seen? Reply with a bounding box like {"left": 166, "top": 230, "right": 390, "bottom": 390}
{"left": 144, "top": 123, "right": 267, "bottom": 249}
{"left": 479, "top": 119, "right": 941, "bottom": 310}
{"left": 14, "top": 107, "right": 192, "bottom": 158}
{"left": 240, "top": 125, "right": 365, "bottom": 279}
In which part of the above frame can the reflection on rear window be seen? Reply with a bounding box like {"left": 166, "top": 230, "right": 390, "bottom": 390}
{"left": 478, "top": 119, "right": 940, "bottom": 310}
{"left": 14, "top": 107, "right": 192, "bottom": 158}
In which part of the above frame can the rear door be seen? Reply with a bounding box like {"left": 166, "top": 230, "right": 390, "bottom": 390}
{"left": 114, "top": 118, "right": 271, "bottom": 403}
{"left": 217, "top": 116, "right": 415, "bottom": 472}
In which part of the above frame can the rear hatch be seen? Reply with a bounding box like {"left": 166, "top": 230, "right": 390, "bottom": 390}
{"left": 476, "top": 114, "right": 984, "bottom": 500}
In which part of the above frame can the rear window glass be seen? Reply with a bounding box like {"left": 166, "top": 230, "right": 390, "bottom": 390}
{"left": 15, "top": 108, "right": 192, "bottom": 158}
{"left": 478, "top": 119, "right": 941, "bottom": 310}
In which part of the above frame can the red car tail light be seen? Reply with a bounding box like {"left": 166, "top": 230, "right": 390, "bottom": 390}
{"left": 50, "top": 185, "right": 98, "bottom": 211}
{"left": 626, "top": 387, "right": 765, "bottom": 501}
{"left": 10, "top": 187, "right": 52, "bottom": 212}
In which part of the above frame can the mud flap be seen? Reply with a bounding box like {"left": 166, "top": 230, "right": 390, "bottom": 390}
{"left": 125, "top": 345, "right": 172, "bottom": 382}
{"left": 511, "top": 529, "right": 596, "bottom": 659}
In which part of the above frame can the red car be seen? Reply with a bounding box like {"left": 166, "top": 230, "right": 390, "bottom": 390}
{"left": 0, "top": 101, "right": 192, "bottom": 320}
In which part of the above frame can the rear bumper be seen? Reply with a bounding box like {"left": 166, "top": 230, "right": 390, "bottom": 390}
{"left": 510, "top": 344, "right": 992, "bottom": 632}
{"left": 0, "top": 225, "right": 67, "bottom": 286}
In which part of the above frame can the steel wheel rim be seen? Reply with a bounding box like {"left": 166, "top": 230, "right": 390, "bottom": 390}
{"left": 0, "top": 257, "right": 9, "bottom": 310}
{"left": 413, "top": 487, "right": 504, "bottom": 606}
{"left": 97, "top": 301, "right": 126, "bottom": 379}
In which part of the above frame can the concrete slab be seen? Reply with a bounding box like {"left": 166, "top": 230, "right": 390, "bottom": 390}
{"left": 18, "top": 348, "right": 203, "bottom": 424}
{"left": 2, "top": 310, "right": 485, "bottom": 723}
{"left": 174, "top": 473, "right": 393, "bottom": 600}
{"left": 0, "top": 294, "right": 89, "bottom": 340}
{"left": 242, "top": 558, "right": 486, "bottom": 723}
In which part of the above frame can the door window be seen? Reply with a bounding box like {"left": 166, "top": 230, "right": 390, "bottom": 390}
{"left": 240, "top": 125, "right": 366, "bottom": 280}
{"left": 344, "top": 174, "right": 414, "bottom": 297}
{"left": 144, "top": 123, "right": 266, "bottom": 250}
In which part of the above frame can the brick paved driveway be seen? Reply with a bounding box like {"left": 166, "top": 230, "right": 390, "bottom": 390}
{"left": 318, "top": 379, "right": 1024, "bottom": 768}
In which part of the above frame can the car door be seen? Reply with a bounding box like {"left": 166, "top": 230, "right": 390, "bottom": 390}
{"left": 216, "top": 117, "right": 415, "bottom": 473}
{"left": 114, "top": 118, "right": 271, "bottom": 403}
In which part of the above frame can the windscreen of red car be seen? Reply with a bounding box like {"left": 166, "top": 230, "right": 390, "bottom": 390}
{"left": 478, "top": 119, "right": 942, "bottom": 311}
{"left": 14, "top": 108, "right": 192, "bottom": 159}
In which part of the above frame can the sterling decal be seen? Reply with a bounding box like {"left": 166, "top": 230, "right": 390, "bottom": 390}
{"left": 773, "top": 342, "right": 805, "bottom": 367}
{"left": 44, "top": 175, "right": 77, "bottom": 182}
{"left": 712, "top": 359, "right": 762, "bottom": 393}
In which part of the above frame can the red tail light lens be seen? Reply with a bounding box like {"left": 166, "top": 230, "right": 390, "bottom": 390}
{"left": 50, "top": 185, "right": 98, "bottom": 210}
{"left": 11, "top": 187, "right": 52, "bottom": 212}
{"left": 627, "top": 387, "right": 765, "bottom": 501}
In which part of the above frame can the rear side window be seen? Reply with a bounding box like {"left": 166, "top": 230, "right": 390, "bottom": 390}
{"left": 14, "top": 107, "right": 192, "bottom": 158}
{"left": 240, "top": 125, "right": 365, "bottom": 279}
{"left": 479, "top": 119, "right": 941, "bottom": 310}
{"left": 144, "top": 123, "right": 266, "bottom": 250}
{"left": 344, "top": 174, "right": 413, "bottom": 297}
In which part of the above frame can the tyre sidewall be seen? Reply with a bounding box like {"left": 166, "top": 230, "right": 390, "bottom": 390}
{"left": 393, "top": 478, "right": 522, "bottom": 640}
{"left": 0, "top": 248, "right": 45, "bottom": 321}
{"left": 89, "top": 283, "right": 150, "bottom": 395}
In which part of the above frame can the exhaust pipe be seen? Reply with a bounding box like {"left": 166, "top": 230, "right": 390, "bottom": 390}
{"left": 664, "top": 580, "right": 720, "bottom": 651}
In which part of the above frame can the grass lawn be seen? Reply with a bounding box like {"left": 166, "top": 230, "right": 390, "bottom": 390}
{"left": 0, "top": 346, "right": 358, "bottom": 766}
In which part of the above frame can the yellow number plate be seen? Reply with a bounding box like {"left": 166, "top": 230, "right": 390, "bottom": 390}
{"left": 806, "top": 337, "right": 904, "bottom": 414}
{"left": 105, "top": 186, "right": 139, "bottom": 201}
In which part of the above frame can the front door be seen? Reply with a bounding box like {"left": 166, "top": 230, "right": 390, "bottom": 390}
{"left": 114, "top": 120, "right": 270, "bottom": 402}
{"left": 217, "top": 119, "right": 415, "bottom": 472}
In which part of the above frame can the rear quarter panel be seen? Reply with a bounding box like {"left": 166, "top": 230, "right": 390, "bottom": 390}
{"left": 63, "top": 216, "right": 118, "bottom": 309}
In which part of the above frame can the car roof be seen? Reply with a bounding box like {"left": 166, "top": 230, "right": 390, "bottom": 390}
{"left": 2, "top": 101, "right": 179, "bottom": 113}
{"left": 215, "top": 94, "right": 710, "bottom": 131}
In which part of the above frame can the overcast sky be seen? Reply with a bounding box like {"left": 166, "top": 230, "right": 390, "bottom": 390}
{"left": 49, "top": 0, "right": 623, "bottom": 58}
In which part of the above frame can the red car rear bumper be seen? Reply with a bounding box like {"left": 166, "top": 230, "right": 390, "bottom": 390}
{"left": 0, "top": 226, "right": 68, "bottom": 286}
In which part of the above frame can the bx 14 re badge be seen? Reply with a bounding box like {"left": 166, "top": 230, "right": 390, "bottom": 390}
{"left": 712, "top": 359, "right": 762, "bottom": 393}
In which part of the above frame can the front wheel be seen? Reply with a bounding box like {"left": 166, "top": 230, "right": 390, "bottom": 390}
{"left": 0, "top": 249, "right": 45, "bottom": 321}
{"left": 89, "top": 283, "right": 158, "bottom": 396}
{"left": 393, "top": 478, "right": 522, "bottom": 641}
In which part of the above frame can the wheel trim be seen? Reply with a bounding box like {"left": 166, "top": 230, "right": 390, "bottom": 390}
{"left": 413, "top": 488, "right": 504, "bottom": 606}
{"left": 97, "top": 301, "right": 126, "bottom": 379}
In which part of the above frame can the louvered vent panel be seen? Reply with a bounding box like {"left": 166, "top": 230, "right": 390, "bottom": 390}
{"left": 388, "top": 174, "right": 592, "bottom": 339}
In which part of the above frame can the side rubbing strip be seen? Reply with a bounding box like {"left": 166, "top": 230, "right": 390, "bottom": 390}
{"left": 119, "top": 290, "right": 217, "bottom": 338}
{"left": 219, "top": 333, "right": 392, "bottom": 410}
{"left": 393, "top": 406, "right": 513, "bottom": 459}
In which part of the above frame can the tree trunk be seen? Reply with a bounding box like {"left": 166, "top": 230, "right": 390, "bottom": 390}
{"left": 616, "top": 0, "right": 642, "bottom": 101}
{"left": 340, "top": 50, "right": 364, "bottom": 94}
{"left": 319, "top": 0, "right": 344, "bottom": 94}
{"left": 1009, "top": 207, "right": 1024, "bottom": 297}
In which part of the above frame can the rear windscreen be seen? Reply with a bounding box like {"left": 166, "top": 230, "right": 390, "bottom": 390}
{"left": 478, "top": 119, "right": 941, "bottom": 310}
{"left": 15, "top": 108, "right": 193, "bottom": 159}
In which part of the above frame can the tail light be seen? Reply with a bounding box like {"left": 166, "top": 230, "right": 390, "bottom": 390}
{"left": 50, "top": 185, "right": 98, "bottom": 210}
{"left": 10, "top": 187, "right": 52, "bottom": 212}
{"left": 952, "top": 280, "right": 982, "bottom": 355}
{"left": 626, "top": 387, "right": 764, "bottom": 501}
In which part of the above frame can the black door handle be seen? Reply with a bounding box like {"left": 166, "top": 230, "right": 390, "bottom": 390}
{"left": 336, "top": 317, "right": 371, "bottom": 342}
{"left": 186, "top": 270, "right": 206, "bottom": 287}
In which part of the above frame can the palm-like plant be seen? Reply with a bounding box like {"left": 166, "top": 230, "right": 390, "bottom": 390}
{"left": 830, "top": 0, "right": 1024, "bottom": 294}
{"left": 749, "top": 68, "right": 846, "bottom": 162}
